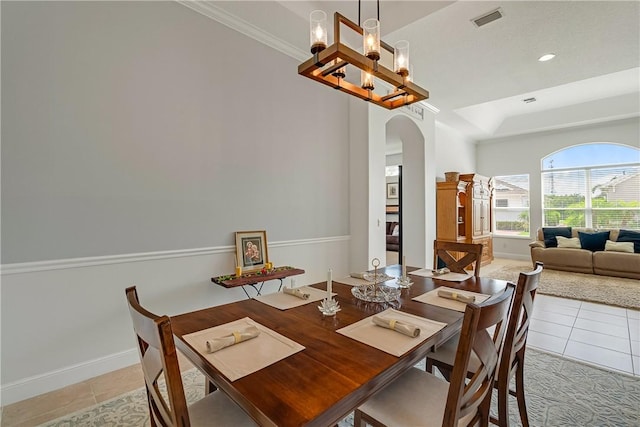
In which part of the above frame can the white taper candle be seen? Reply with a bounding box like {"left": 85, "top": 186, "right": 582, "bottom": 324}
{"left": 327, "top": 269, "right": 333, "bottom": 299}
{"left": 402, "top": 256, "right": 407, "bottom": 278}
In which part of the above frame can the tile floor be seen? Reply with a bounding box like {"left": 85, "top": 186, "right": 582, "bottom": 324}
{"left": 528, "top": 293, "right": 639, "bottom": 376}
{"left": 2, "top": 258, "right": 638, "bottom": 426}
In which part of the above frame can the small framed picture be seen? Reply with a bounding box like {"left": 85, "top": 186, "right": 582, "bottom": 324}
{"left": 235, "top": 230, "right": 268, "bottom": 272}
{"left": 387, "top": 183, "right": 399, "bottom": 199}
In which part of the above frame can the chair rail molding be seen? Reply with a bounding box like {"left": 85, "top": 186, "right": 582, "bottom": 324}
{"left": 1, "top": 236, "right": 350, "bottom": 275}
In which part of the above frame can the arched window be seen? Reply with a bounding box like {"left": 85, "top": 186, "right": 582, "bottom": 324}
{"left": 541, "top": 143, "right": 640, "bottom": 229}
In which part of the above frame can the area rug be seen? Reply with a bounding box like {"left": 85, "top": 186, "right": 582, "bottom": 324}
{"left": 40, "top": 349, "right": 639, "bottom": 427}
{"left": 485, "top": 264, "right": 640, "bottom": 310}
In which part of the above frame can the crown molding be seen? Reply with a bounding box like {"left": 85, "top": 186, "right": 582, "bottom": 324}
{"left": 176, "top": 1, "right": 442, "bottom": 114}
{"left": 176, "top": 1, "right": 308, "bottom": 62}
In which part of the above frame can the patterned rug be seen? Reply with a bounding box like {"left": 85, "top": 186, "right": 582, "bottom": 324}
{"left": 486, "top": 264, "right": 640, "bottom": 310}
{"left": 41, "top": 349, "right": 639, "bottom": 427}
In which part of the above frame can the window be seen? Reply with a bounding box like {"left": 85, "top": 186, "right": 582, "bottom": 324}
{"left": 493, "top": 174, "right": 530, "bottom": 236}
{"left": 385, "top": 165, "right": 400, "bottom": 177}
{"left": 542, "top": 143, "right": 640, "bottom": 229}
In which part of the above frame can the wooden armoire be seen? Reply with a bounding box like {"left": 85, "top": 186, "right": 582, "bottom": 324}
{"left": 436, "top": 173, "right": 494, "bottom": 265}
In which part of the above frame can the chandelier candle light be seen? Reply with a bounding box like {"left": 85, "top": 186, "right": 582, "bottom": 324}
{"left": 394, "top": 40, "right": 409, "bottom": 77}
{"left": 298, "top": 4, "right": 429, "bottom": 110}
{"left": 362, "top": 18, "right": 380, "bottom": 61}
{"left": 310, "top": 10, "right": 328, "bottom": 53}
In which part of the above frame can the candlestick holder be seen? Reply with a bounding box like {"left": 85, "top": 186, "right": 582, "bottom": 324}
{"left": 318, "top": 297, "right": 341, "bottom": 316}
{"left": 396, "top": 275, "right": 413, "bottom": 288}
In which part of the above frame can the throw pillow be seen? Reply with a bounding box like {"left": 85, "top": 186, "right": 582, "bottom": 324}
{"left": 617, "top": 229, "right": 640, "bottom": 254}
{"left": 604, "top": 240, "right": 634, "bottom": 253}
{"left": 556, "top": 236, "right": 582, "bottom": 249}
{"left": 578, "top": 231, "right": 610, "bottom": 252}
{"left": 542, "top": 227, "right": 572, "bottom": 248}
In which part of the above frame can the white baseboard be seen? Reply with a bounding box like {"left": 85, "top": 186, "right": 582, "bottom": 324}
{"left": 2, "top": 348, "right": 139, "bottom": 406}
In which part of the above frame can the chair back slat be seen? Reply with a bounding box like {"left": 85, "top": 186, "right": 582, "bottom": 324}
{"left": 125, "top": 286, "right": 191, "bottom": 427}
{"left": 443, "top": 282, "right": 515, "bottom": 427}
{"left": 500, "top": 262, "right": 543, "bottom": 380}
{"left": 433, "top": 240, "right": 485, "bottom": 278}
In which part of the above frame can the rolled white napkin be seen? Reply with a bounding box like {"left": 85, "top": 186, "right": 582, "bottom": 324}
{"left": 437, "top": 289, "right": 475, "bottom": 304}
{"left": 283, "top": 287, "right": 310, "bottom": 300}
{"left": 205, "top": 326, "right": 261, "bottom": 353}
{"left": 432, "top": 268, "right": 450, "bottom": 276}
{"left": 372, "top": 315, "right": 421, "bottom": 337}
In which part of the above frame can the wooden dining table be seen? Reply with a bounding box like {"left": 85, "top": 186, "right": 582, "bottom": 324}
{"left": 171, "top": 265, "right": 509, "bottom": 427}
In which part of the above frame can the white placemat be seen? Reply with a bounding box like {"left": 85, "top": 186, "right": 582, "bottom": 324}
{"left": 336, "top": 308, "right": 447, "bottom": 357}
{"left": 409, "top": 268, "right": 472, "bottom": 281}
{"left": 335, "top": 274, "right": 396, "bottom": 287}
{"left": 183, "top": 317, "right": 305, "bottom": 381}
{"left": 412, "top": 286, "right": 491, "bottom": 312}
{"left": 254, "top": 286, "right": 330, "bottom": 310}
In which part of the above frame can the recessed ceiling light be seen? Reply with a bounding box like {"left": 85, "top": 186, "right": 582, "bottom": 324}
{"left": 538, "top": 53, "right": 556, "bottom": 62}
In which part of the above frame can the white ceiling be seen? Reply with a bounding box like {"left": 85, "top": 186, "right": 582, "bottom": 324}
{"left": 192, "top": 1, "right": 640, "bottom": 142}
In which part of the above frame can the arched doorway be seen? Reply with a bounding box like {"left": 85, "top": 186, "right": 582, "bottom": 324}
{"left": 385, "top": 115, "right": 427, "bottom": 267}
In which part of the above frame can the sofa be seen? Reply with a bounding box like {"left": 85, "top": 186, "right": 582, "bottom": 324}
{"left": 386, "top": 221, "right": 399, "bottom": 252}
{"left": 529, "top": 227, "right": 640, "bottom": 279}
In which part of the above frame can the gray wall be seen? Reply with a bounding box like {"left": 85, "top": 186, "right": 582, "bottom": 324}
{"left": 1, "top": 1, "right": 350, "bottom": 264}
{"left": 1, "top": 1, "right": 354, "bottom": 403}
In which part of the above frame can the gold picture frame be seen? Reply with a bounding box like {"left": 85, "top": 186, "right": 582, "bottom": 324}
{"left": 235, "top": 230, "right": 268, "bottom": 272}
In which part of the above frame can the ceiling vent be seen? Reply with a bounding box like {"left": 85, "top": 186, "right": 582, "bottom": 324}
{"left": 523, "top": 97, "right": 537, "bottom": 104}
{"left": 471, "top": 8, "right": 504, "bottom": 27}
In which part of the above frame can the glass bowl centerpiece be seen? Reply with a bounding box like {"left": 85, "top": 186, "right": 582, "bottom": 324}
{"left": 351, "top": 258, "right": 401, "bottom": 303}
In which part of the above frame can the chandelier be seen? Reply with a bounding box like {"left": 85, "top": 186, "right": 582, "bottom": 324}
{"left": 298, "top": 3, "right": 429, "bottom": 110}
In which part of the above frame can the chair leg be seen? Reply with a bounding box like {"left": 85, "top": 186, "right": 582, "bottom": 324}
{"left": 478, "top": 392, "right": 492, "bottom": 427}
{"left": 496, "top": 376, "right": 510, "bottom": 427}
{"left": 515, "top": 359, "right": 529, "bottom": 427}
{"left": 426, "top": 357, "right": 433, "bottom": 373}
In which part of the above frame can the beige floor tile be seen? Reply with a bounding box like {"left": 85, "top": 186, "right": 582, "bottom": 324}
{"left": 526, "top": 330, "right": 568, "bottom": 354}
{"left": 564, "top": 341, "right": 634, "bottom": 374}
{"left": 89, "top": 363, "right": 145, "bottom": 403}
{"left": 2, "top": 381, "right": 96, "bottom": 427}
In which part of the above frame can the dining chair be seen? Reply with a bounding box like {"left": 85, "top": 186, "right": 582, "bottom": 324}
{"left": 426, "top": 262, "right": 543, "bottom": 427}
{"left": 353, "top": 282, "right": 516, "bottom": 427}
{"left": 434, "top": 240, "right": 485, "bottom": 278}
{"left": 125, "top": 286, "right": 257, "bottom": 427}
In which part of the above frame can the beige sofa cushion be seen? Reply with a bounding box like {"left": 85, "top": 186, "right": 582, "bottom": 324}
{"left": 593, "top": 251, "right": 640, "bottom": 279}
{"left": 531, "top": 247, "right": 594, "bottom": 274}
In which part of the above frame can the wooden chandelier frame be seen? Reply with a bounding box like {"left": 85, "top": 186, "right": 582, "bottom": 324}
{"left": 298, "top": 12, "right": 429, "bottom": 110}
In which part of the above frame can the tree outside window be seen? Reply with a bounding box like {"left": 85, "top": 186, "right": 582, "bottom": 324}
{"left": 542, "top": 143, "right": 639, "bottom": 229}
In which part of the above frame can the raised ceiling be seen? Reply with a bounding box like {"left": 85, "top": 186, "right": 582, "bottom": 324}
{"left": 185, "top": 1, "right": 640, "bottom": 142}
